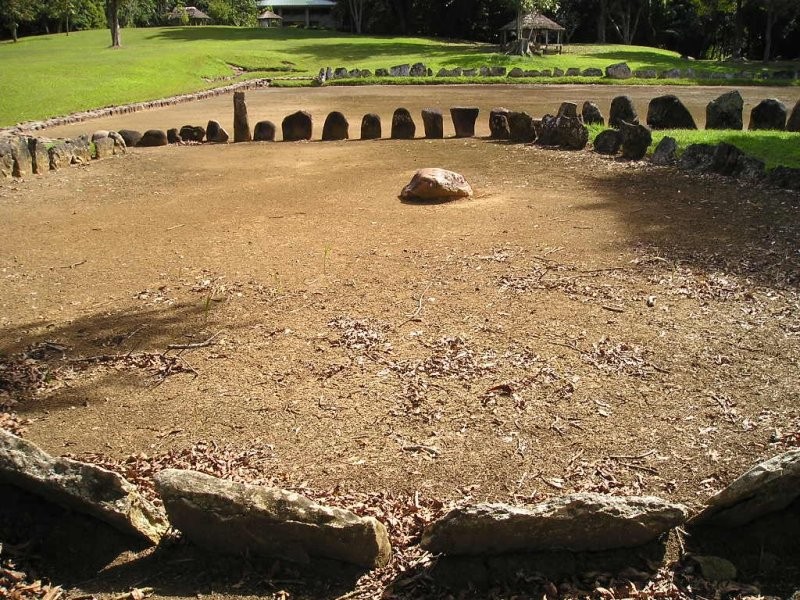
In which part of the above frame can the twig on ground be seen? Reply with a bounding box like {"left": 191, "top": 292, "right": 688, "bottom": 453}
{"left": 166, "top": 332, "right": 221, "bottom": 350}
{"left": 397, "top": 282, "right": 432, "bottom": 327}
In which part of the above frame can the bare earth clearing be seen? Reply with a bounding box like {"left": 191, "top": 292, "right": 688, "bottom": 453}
{"left": 1, "top": 85, "right": 799, "bottom": 599}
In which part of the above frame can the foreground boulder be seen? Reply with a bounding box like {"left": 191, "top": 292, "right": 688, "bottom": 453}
{"left": 706, "top": 90, "right": 744, "bottom": 130}
{"left": 489, "top": 108, "right": 510, "bottom": 139}
{"left": 691, "top": 449, "right": 800, "bottom": 527}
{"left": 769, "top": 166, "right": 800, "bottom": 190}
{"left": 118, "top": 129, "right": 142, "bottom": 148}
{"left": 679, "top": 143, "right": 717, "bottom": 171}
{"left": 360, "top": 113, "right": 382, "bottom": 139}
{"left": 421, "top": 108, "right": 444, "bottom": 139}
{"left": 391, "top": 108, "right": 416, "bottom": 139}
{"left": 749, "top": 98, "right": 787, "bottom": 130}
{"left": 582, "top": 101, "right": 605, "bottom": 126}
{"left": 154, "top": 469, "right": 391, "bottom": 568}
{"left": 651, "top": 136, "right": 678, "bottom": 165}
{"left": 93, "top": 137, "right": 115, "bottom": 159}
{"left": 253, "top": 120, "right": 276, "bottom": 142}
{"left": 0, "top": 430, "right": 167, "bottom": 544}
{"left": 620, "top": 121, "right": 652, "bottom": 160}
{"left": 282, "top": 111, "right": 313, "bottom": 141}
{"left": 0, "top": 139, "right": 17, "bottom": 177}
{"left": 321, "top": 111, "right": 349, "bottom": 141}
{"left": 609, "top": 95, "right": 638, "bottom": 128}
{"left": 179, "top": 125, "right": 205, "bottom": 143}
{"left": 167, "top": 128, "right": 182, "bottom": 144}
{"left": 710, "top": 142, "right": 765, "bottom": 181}
{"left": 422, "top": 493, "right": 688, "bottom": 555}
{"left": 507, "top": 111, "right": 536, "bottom": 143}
{"left": 138, "top": 129, "right": 168, "bottom": 147}
{"left": 646, "top": 95, "right": 697, "bottom": 129}
{"left": 400, "top": 168, "right": 473, "bottom": 201}
{"left": 28, "top": 137, "right": 50, "bottom": 174}
{"left": 450, "top": 107, "right": 480, "bottom": 137}
{"left": 785, "top": 99, "right": 800, "bottom": 132}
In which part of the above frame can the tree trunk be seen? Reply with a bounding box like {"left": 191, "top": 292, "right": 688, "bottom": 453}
{"left": 597, "top": 0, "right": 607, "bottom": 43}
{"left": 11, "top": 22, "right": 18, "bottom": 42}
{"left": 762, "top": 1, "right": 775, "bottom": 62}
{"left": 733, "top": 0, "right": 743, "bottom": 57}
{"left": 108, "top": 0, "right": 121, "bottom": 47}
{"left": 348, "top": 0, "right": 363, "bottom": 34}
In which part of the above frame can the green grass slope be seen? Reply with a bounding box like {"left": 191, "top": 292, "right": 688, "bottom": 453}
{"left": 1, "top": 27, "right": 796, "bottom": 126}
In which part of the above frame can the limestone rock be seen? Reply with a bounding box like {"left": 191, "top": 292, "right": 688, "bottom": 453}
{"left": 490, "top": 66, "right": 507, "bottom": 76}
{"left": 620, "top": 121, "right": 652, "bottom": 160}
{"left": 391, "top": 108, "right": 416, "bottom": 139}
{"left": 27, "top": 137, "right": 50, "bottom": 174}
{"left": 749, "top": 99, "right": 787, "bottom": 130}
{"left": 179, "top": 125, "right": 205, "bottom": 143}
{"left": 606, "top": 62, "right": 632, "bottom": 79}
{"left": 154, "top": 469, "right": 391, "bottom": 568}
{"left": 582, "top": 68, "right": 603, "bottom": 77}
{"left": 634, "top": 69, "right": 658, "bottom": 79}
{"left": 389, "top": 64, "right": 410, "bottom": 77}
{"left": 421, "top": 109, "right": 444, "bottom": 139}
{"left": 69, "top": 136, "right": 92, "bottom": 164}
{"left": 108, "top": 131, "right": 126, "bottom": 154}
{"left": 609, "top": 95, "right": 638, "bottom": 128}
{"left": 8, "top": 136, "right": 33, "bottom": 177}
{"left": 167, "top": 128, "right": 182, "bottom": 144}
{"left": 282, "top": 111, "right": 313, "bottom": 141}
{"left": 375, "top": 68, "right": 388, "bottom": 77}
{"left": 118, "top": 129, "right": 142, "bottom": 147}
{"left": 507, "top": 111, "right": 536, "bottom": 143}
{"left": 553, "top": 67, "right": 565, "bottom": 77}
{"left": 254, "top": 120, "right": 276, "bottom": 142}
{"left": 489, "top": 108, "right": 510, "bottom": 140}
{"left": 360, "top": 113, "right": 381, "bottom": 140}
{"left": 138, "top": 130, "right": 168, "bottom": 147}
{"left": 91, "top": 130, "right": 110, "bottom": 142}
{"left": 593, "top": 129, "right": 622, "bottom": 155}
{"left": 206, "top": 120, "right": 229, "bottom": 143}
{"left": 450, "top": 107, "right": 479, "bottom": 138}
{"left": 400, "top": 168, "right": 473, "bottom": 201}
{"left": 582, "top": 101, "right": 605, "bottom": 126}
{"left": 0, "top": 140, "right": 15, "bottom": 178}
{"left": 0, "top": 430, "right": 167, "bottom": 544}
{"left": 787, "top": 99, "right": 800, "bottom": 132}
{"left": 321, "top": 111, "right": 349, "bottom": 141}
{"left": 679, "top": 143, "right": 717, "bottom": 171}
{"left": 565, "top": 68, "right": 580, "bottom": 76}
{"left": 646, "top": 95, "right": 697, "bottom": 130}
{"left": 691, "top": 449, "right": 800, "bottom": 527}
{"left": 508, "top": 67, "right": 524, "bottom": 78}
{"left": 47, "top": 141, "right": 72, "bottom": 170}
{"left": 233, "top": 91, "right": 252, "bottom": 142}
{"left": 651, "top": 136, "right": 678, "bottom": 165}
{"left": 409, "top": 62, "right": 427, "bottom": 76}
{"left": 421, "top": 493, "right": 688, "bottom": 555}
{"left": 661, "top": 68, "right": 682, "bottom": 79}
{"left": 706, "top": 90, "right": 744, "bottom": 130}
{"left": 93, "top": 137, "right": 115, "bottom": 159}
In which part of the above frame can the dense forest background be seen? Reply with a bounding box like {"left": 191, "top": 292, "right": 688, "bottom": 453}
{"left": 2, "top": 0, "right": 799, "bottom": 61}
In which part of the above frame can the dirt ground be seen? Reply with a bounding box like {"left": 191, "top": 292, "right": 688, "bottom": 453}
{"left": 1, "top": 85, "right": 799, "bottom": 599}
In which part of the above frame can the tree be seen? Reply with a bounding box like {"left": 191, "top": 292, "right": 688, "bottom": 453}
{"left": 0, "top": 0, "right": 39, "bottom": 41}
{"left": 507, "top": 0, "right": 558, "bottom": 54}
{"left": 347, "top": 0, "right": 371, "bottom": 33}
{"left": 105, "top": 0, "right": 121, "bottom": 46}
{"left": 608, "top": 0, "right": 644, "bottom": 44}
{"left": 760, "top": 0, "right": 799, "bottom": 61}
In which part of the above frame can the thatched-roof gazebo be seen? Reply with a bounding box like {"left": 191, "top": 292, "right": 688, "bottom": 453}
{"left": 501, "top": 12, "right": 565, "bottom": 55}
{"left": 167, "top": 6, "right": 212, "bottom": 25}
{"left": 258, "top": 9, "right": 283, "bottom": 27}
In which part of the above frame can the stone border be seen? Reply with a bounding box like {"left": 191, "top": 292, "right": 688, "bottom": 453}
{"left": 1, "top": 78, "right": 271, "bottom": 136}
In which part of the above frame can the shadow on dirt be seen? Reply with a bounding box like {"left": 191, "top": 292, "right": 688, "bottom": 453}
{"left": 582, "top": 163, "right": 800, "bottom": 291}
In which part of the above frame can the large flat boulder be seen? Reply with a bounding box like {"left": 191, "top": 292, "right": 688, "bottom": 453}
{"left": 0, "top": 430, "right": 167, "bottom": 544}
{"left": 400, "top": 168, "right": 473, "bottom": 201}
{"left": 154, "top": 469, "right": 391, "bottom": 569}
{"left": 691, "top": 449, "right": 800, "bottom": 527}
{"left": 422, "top": 493, "right": 688, "bottom": 555}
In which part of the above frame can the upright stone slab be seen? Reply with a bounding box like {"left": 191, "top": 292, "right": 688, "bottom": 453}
{"left": 167, "top": 128, "right": 182, "bottom": 144}
{"left": 787, "top": 99, "right": 800, "bottom": 132}
{"left": 9, "top": 136, "right": 33, "bottom": 177}
{"left": 118, "top": 129, "right": 142, "bottom": 148}
{"left": 421, "top": 109, "right": 444, "bottom": 139}
{"left": 582, "top": 101, "right": 605, "bottom": 126}
{"left": 48, "top": 141, "right": 72, "bottom": 170}
{"left": 180, "top": 125, "right": 206, "bottom": 143}
{"left": 646, "top": 95, "right": 697, "bottom": 129}
{"left": 450, "top": 107, "right": 480, "bottom": 138}
{"left": 651, "top": 136, "right": 678, "bottom": 165}
{"left": 0, "top": 430, "right": 167, "bottom": 544}
{"left": 391, "top": 108, "right": 416, "bottom": 139}
{"left": 321, "top": 111, "right": 349, "bottom": 141}
{"left": 593, "top": 129, "right": 623, "bottom": 155}
{"left": 28, "top": 137, "right": 49, "bottom": 174}
{"left": 93, "top": 137, "right": 115, "bottom": 159}
{"left": 206, "top": 120, "right": 229, "bottom": 143}
{"left": 233, "top": 91, "right": 252, "bottom": 142}
{"left": 282, "top": 111, "right": 313, "bottom": 141}
{"left": 679, "top": 143, "right": 717, "bottom": 171}
{"left": 138, "top": 130, "right": 168, "bottom": 147}
{"left": 609, "top": 95, "right": 638, "bottom": 128}
{"left": 557, "top": 102, "right": 579, "bottom": 119}
{"left": 154, "top": 469, "right": 391, "bottom": 569}
{"left": 691, "top": 449, "right": 800, "bottom": 527}
{"left": 749, "top": 98, "right": 787, "bottom": 130}
{"left": 254, "top": 120, "right": 277, "bottom": 142}
{"left": 360, "top": 113, "right": 382, "bottom": 140}
{"left": 706, "top": 90, "right": 744, "bottom": 130}
{"left": 421, "top": 493, "right": 688, "bottom": 555}
{"left": 489, "top": 108, "right": 510, "bottom": 139}
{"left": 0, "top": 140, "right": 15, "bottom": 178}
{"left": 68, "top": 136, "right": 92, "bottom": 164}
{"left": 507, "top": 111, "right": 536, "bottom": 143}
{"left": 620, "top": 121, "right": 652, "bottom": 160}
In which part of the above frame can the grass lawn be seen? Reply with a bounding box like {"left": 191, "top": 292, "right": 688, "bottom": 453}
{"left": 589, "top": 125, "right": 800, "bottom": 169}
{"left": 1, "top": 26, "right": 798, "bottom": 126}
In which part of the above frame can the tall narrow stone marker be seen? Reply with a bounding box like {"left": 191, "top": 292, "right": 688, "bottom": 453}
{"left": 233, "top": 91, "right": 251, "bottom": 143}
